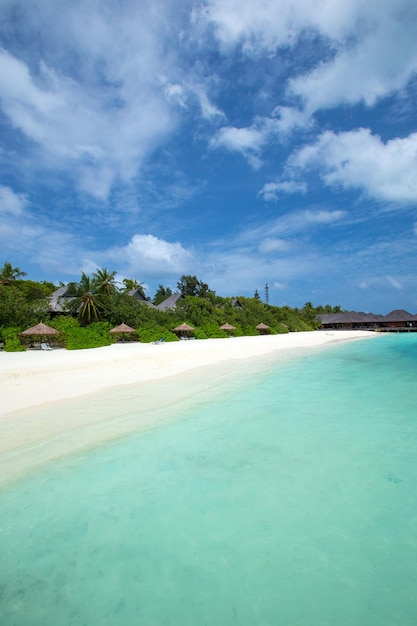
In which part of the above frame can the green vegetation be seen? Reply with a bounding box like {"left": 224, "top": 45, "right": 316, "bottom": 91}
{"left": 0, "top": 261, "right": 343, "bottom": 351}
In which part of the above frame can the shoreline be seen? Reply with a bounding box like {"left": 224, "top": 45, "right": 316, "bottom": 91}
{"left": 0, "top": 330, "right": 377, "bottom": 487}
{"left": 1, "top": 330, "right": 376, "bottom": 419}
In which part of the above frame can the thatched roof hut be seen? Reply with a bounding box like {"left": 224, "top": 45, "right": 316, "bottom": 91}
{"left": 173, "top": 323, "right": 195, "bottom": 338}
{"left": 256, "top": 323, "right": 270, "bottom": 334}
{"left": 21, "top": 322, "right": 60, "bottom": 337}
{"left": 109, "top": 323, "right": 136, "bottom": 334}
{"left": 109, "top": 323, "right": 137, "bottom": 342}
{"left": 220, "top": 323, "right": 236, "bottom": 335}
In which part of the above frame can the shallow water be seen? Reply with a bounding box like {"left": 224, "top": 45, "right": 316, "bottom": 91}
{"left": 1, "top": 334, "right": 417, "bottom": 625}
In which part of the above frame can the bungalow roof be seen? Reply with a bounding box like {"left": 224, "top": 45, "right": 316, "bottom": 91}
{"left": 383, "top": 309, "right": 417, "bottom": 322}
{"left": 156, "top": 292, "right": 183, "bottom": 311}
{"left": 48, "top": 285, "right": 75, "bottom": 313}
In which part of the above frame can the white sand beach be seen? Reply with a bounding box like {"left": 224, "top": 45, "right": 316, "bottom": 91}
{"left": 0, "top": 330, "right": 377, "bottom": 486}
{"left": 0, "top": 330, "right": 375, "bottom": 418}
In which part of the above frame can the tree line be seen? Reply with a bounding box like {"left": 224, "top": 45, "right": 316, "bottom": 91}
{"left": 0, "top": 261, "right": 342, "bottom": 350}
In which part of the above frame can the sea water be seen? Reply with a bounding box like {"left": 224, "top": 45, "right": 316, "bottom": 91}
{"left": 1, "top": 334, "right": 417, "bottom": 625}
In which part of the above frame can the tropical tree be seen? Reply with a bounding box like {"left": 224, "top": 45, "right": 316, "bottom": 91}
{"left": 176, "top": 275, "right": 214, "bottom": 298}
{"left": 152, "top": 284, "right": 172, "bottom": 305}
{"left": 69, "top": 272, "right": 106, "bottom": 324}
{"left": 122, "top": 278, "right": 146, "bottom": 295}
{"left": 300, "top": 301, "right": 319, "bottom": 326}
{"left": 92, "top": 268, "right": 118, "bottom": 297}
{"left": 0, "top": 261, "right": 27, "bottom": 286}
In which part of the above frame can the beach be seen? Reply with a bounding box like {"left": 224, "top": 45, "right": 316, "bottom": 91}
{"left": 4, "top": 329, "right": 417, "bottom": 626}
{"left": 0, "top": 330, "right": 376, "bottom": 486}
{"left": 0, "top": 330, "right": 375, "bottom": 418}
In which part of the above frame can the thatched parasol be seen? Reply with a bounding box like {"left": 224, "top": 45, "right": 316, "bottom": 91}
{"left": 21, "top": 322, "right": 60, "bottom": 348}
{"left": 220, "top": 323, "right": 236, "bottom": 336}
{"left": 173, "top": 323, "right": 195, "bottom": 338}
{"left": 21, "top": 322, "right": 60, "bottom": 337}
{"left": 109, "top": 323, "right": 137, "bottom": 342}
{"left": 256, "top": 322, "right": 270, "bottom": 335}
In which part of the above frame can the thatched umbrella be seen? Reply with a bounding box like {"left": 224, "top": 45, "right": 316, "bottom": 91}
{"left": 256, "top": 323, "right": 270, "bottom": 335}
{"left": 220, "top": 323, "right": 236, "bottom": 336}
{"left": 21, "top": 322, "right": 60, "bottom": 348}
{"left": 173, "top": 323, "right": 195, "bottom": 339}
{"left": 109, "top": 323, "right": 137, "bottom": 342}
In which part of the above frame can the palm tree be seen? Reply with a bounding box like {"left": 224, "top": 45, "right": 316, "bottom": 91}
{"left": 69, "top": 272, "right": 106, "bottom": 324}
{"left": 92, "top": 268, "right": 118, "bottom": 297}
{"left": 0, "top": 261, "right": 27, "bottom": 286}
{"left": 122, "top": 278, "right": 146, "bottom": 295}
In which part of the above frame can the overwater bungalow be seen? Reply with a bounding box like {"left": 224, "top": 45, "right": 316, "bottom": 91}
{"left": 318, "top": 309, "right": 417, "bottom": 331}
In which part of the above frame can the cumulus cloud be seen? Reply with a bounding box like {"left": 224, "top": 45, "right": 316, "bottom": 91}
{"left": 291, "top": 129, "right": 417, "bottom": 203}
{"left": 209, "top": 113, "right": 304, "bottom": 167}
{"left": 0, "top": 185, "right": 28, "bottom": 216}
{"left": 108, "top": 234, "right": 194, "bottom": 278}
{"left": 0, "top": 1, "right": 189, "bottom": 200}
{"left": 210, "top": 125, "right": 265, "bottom": 168}
{"left": 288, "top": 2, "right": 417, "bottom": 112}
{"left": 197, "top": 0, "right": 368, "bottom": 52}
{"left": 200, "top": 0, "right": 417, "bottom": 112}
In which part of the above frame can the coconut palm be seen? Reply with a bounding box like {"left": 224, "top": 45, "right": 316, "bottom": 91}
{"left": 92, "top": 268, "right": 118, "bottom": 297}
{"left": 69, "top": 272, "right": 106, "bottom": 324}
{"left": 0, "top": 261, "right": 27, "bottom": 286}
{"left": 122, "top": 278, "right": 146, "bottom": 294}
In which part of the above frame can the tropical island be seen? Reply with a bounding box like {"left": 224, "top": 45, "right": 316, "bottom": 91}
{"left": 0, "top": 261, "right": 341, "bottom": 351}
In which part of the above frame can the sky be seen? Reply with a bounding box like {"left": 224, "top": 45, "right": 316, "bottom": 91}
{"left": 0, "top": 0, "right": 417, "bottom": 313}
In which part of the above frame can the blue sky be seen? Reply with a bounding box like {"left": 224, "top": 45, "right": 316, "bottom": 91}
{"left": 0, "top": 0, "right": 416, "bottom": 313}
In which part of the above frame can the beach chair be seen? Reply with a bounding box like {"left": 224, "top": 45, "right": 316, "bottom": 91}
{"left": 40, "top": 341, "right": 53, "bottom": 351}
{"left": 151, "top": 338, "right": 165, "bottom": 345}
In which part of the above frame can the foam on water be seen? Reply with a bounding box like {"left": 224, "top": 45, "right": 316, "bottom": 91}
{"left": 1, "top": 334, "right": 417, "bottom": 625}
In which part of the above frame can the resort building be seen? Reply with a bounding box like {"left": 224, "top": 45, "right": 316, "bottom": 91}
{"left": 318, "top": 309, "right": 417, "bottom": 331}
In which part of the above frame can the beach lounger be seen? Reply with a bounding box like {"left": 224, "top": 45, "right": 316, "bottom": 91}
{"left": 151, "top": 338, "right": 165, "bottom": 345}
{"left": 40, "top": 342, "right": 53, "bottom": 351}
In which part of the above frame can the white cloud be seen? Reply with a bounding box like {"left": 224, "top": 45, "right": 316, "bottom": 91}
{"left": 0, "top": 1, "right": 184, "bottom": 200}
{"left": 165, "top": 84, "right": 187, "bottom": 108}
{"left": 210, "top": 125, "right": 265, "bottom": 168}
{"left": 386, "top": 275, "right": 403, "bottom": 291}
{"left": 197, "top": 0, "right": 368, "bottom": 53}
{"left": 193, "top": 85, "right": 225, "bottom": 120}
{"left": 200, "top": 0, "right": 417, "bottom": 112}
{"left": 258, "top": 238, "right": 292, "bottom": 253}
{"left": 0, "top": 184, "right": 28, "bottom": 216}
{"left": 108, "top": 234, "right": 194, "bottom": 278}
{"left": 271, "top": 106, "right": 313, "bottom": 134}
{"left": 236, "top": 209, "right": 345, "bottom": 246}
{"left": 208, "top": 104, "right": 313, "bottom": 170}
{"left": 291, "top": 129, "right": 417, "bottom": 203}
{"left": 289, "top": 6, "right": 417, "bottom": 111}
{"left": 259, "top": 180, "right": 307, "bottom": 201}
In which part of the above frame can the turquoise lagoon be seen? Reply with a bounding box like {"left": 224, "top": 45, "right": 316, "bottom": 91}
{"left": 1, "top": 333, "right": 417, "bottom": 625}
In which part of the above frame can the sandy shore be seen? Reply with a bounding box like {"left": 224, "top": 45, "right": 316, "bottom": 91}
{"left": 0, "top": 330, "right": 378, "bottom": 487}
{"left": 0, "top": 330, "right": 376, "bottom": 418}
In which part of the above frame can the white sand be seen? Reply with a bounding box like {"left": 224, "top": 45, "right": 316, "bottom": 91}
{"left": 0, "top": 330, "right": 377, "bottom": 486}
{"left": 0, "top": 330, "right": 376, "bottom": 418}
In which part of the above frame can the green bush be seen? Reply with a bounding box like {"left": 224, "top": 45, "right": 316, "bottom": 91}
{"left": 198, "top": 322, "right": 228, "bottom": 339}
{"left": 275, "top": 322, "right": 290, "bottom": 334}
{"left": 51, "top": 318, "right": 112, "bottom": 349}
{"left": 137, "top": 324, "right": 179, "bottom": 343}
{"left": 2, "top": 327, "right": 26, "bottom": 352}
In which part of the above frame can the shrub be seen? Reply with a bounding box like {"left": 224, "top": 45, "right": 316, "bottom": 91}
{"left": 198, "top": 322, "right": 228, "bottom": 339}
{"left": 137, "top": 324, "right": 179, "bottom": 343}
{"left": 2, "top": 327, "right": 26, "bottom": 352}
